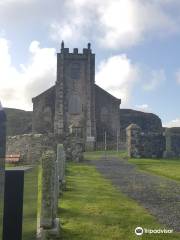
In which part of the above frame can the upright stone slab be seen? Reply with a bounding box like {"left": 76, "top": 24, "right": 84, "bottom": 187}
{"left": 126, "top": 124, "right": 141, "bottom": 158}
{"left": 40, "top": 150, "right": 60, "bottom": 240}
{"left": 57, "top": 144, "right": 66, "bottom": 192}
{"left": 40, "top": 151, "right": 55, "bottom": 228}
{"left": 0, "top": 103, "right": 6, "bottom": 240}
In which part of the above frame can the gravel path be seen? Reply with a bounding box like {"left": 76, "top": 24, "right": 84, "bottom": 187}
{"left": 89, "top": 157, "right": 180, "bottom": 232}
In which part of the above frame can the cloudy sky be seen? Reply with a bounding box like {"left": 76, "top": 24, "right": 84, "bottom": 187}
{"left": 0, "top": 0, "right": 180, "bottom": 127}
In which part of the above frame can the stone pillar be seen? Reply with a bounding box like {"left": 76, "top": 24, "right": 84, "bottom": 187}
{"left": 40, "top": 150, "right": 60, "bottom": 240}
{"left": 54, "top": 53, "right": 64, "bottom": 136}
{"left": 85, "top": 51, "right": 96, "bottom": 150}
{"left": 163, "top": 128, "right": 175, "bottom": 158}
{"left": 126, "top": 124, "right": 141, "bottom": 158}
{"left": 57, "top": 144, "right": 66, "bottom": 193}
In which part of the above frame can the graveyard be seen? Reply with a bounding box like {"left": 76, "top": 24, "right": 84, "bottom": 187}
{"left": 59, "top": 151, "right": 180, "bottom": 240}
{"left": 0, "top": 43, "right": 180, "bottom": 240}
{"left": 2, "top": 143, "right": 180, "bottom": 239}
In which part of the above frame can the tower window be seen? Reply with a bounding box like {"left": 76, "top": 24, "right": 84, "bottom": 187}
{"left": 71, "top": 63, "right": 80, "bottom": 80}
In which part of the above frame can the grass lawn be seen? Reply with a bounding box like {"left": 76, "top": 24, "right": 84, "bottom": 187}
{"left": 129, "top": 158, "right": 180, "bottom": 182}
{"left": 85, "top": 150, "right": 180, "bottom": 182}
{"left": 59, "top": 162, "right": 180, "bottom": 240}
{"left": 84, "top": 150, "right": 128, "bottom": 161}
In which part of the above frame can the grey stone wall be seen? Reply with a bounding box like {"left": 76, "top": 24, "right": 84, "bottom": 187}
{"left": 121, "top": 109, "right": 163, "bottom": 142}
{"left": 163, "top": 128, "right": 180, "bottom": 158}
{"left": 32, "top": 86, "right": 55, "bottom": 134}
{"left": 54, "top": 44, "right": 96, "bottom": 146}
{"left": 95, "top": 85, "right": 121, "bottom": 148}
{"left": 6, "top": 134, "right": 52, "bottom": 164}
{"left": 126, "top": 124, "right": 165, "bottom": 158}
{"left": 31, "top": 43, "right": 123, "bottom": 151}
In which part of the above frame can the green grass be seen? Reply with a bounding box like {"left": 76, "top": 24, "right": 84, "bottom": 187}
{"left": 129, "top": 158, "right": 180, "bottom": 182}
{"left": 59, "top": 162, "right": 180, "bottom": 240}
{"left": 84, "top": 150, "right": 128, "bottom": 160}
{"left": 85, "top": 150, "right": 180, "bottom": 182}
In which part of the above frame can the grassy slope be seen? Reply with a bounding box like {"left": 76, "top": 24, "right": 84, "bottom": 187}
{"left": 59, "top": 162, "right": 179, "bottom": 240}
{"left": 4, "top": 108, "right": 32, "bottom": 136}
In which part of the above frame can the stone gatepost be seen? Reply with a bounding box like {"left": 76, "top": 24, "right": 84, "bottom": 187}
{"left": 57, "top": 144, "right": 66, "bottom": 194}
{"left": 163, "top": 128, "right": 175, "bottom": 158}
{"left": 40, "top": 150, "right": 60, "bottom": 240}
{"left": 126, "top": 124, "right": 141, "bottom": 158}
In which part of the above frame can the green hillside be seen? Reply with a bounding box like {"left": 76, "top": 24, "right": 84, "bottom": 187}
{"left": 4, "top": 108, "right": 32, "bottom": 136}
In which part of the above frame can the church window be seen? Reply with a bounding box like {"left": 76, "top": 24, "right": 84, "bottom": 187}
{"left": 71, "top": 63, "right": 80, "bottom": 80}
{"left": 68, "top": 95, "right": 81, "bottom": 114}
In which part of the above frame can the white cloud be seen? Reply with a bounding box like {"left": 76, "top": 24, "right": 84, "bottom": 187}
{"left": 164, "top": 118, "right": 180, "bottom": 127}
{"left": 49, "top": 0, "right": 180, "bottom": 49}
{"left": 134, "top": 104, "right": 151, "bottom": 112}
{"left": 95, "top": 55, "right": 139, "bottom": 106}
{"left": 0, "top": 38, "right": 56, "bottom": 110}
{"left": 0, "top": 0, "right": 31, "bottom": 4}
{"left": 142, "top": 69, "right": 166, "bottom": 91}
{"left": 0, "top": 0, "right": 179, "bottom": 50}
{"left": 95, "top": 55, "right": 167, "bottom": 107}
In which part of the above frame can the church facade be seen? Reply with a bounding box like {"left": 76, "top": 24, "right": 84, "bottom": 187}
{"left": 32, "top": 42, "right": 121, "bottom": 149}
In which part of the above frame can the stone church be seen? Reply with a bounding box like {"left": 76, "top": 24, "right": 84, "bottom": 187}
{"left": 32, "top": 42, "right": 121, "bottom": 149}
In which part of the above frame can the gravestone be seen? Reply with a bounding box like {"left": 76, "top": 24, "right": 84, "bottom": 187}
{"left": 126, "top": 124, "right": 141, "bottom": 158}
{"left": 57, "top": 144, "right": 66, "bottom": 193}
{"left": 3, "top": 167, "right": 38, "bottom": 240}
{"left": 40, "top": 151, "right": 60, "bottom": 240}
{"left": 0, "top": 103, "right": 6, "bottom": 240}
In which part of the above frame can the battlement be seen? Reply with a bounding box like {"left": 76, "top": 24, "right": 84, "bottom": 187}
{"left": 60, "top": 41, "right": 92, "bottom": 55}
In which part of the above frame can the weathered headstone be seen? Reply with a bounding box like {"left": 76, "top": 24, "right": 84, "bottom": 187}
{"left": 40, "top": 150, "right": 60, "bottom": 240}
{"left": 126, "top": 124, "right": 141, "bottom": 158}
{"left": 57, "top": 144, "right": 66, "bottom": 193}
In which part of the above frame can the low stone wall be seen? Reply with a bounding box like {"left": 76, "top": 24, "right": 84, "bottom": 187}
{"left": 6, "top": 134, "right": 54, "bottom": 164}
{"left": 126, "top": 124, "right": 165, "bottom": 158}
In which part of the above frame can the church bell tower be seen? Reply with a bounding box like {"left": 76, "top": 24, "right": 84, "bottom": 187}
{"left": 54, "top": 42, "right": 96, "bottom": 149}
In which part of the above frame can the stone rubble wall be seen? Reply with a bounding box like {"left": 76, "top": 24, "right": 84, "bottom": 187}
{"left": 6, "top": 134, "right": 55, "bottom": 164}
{"left": 126, "top": 124, "right": 165, "bottom": 158}
{"left": 121, "top": 109, "right": 163, "bottom": 143}
{"left": 64, "top": 135, "right": 84, "bottom": 162}
{"left": 163, "top": 128, "right": 180, "bottom": 158}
